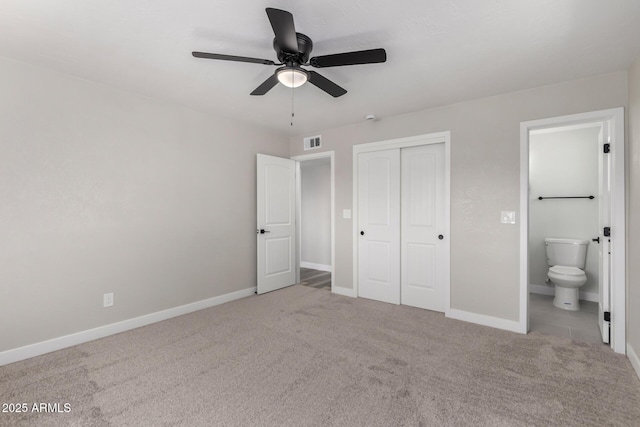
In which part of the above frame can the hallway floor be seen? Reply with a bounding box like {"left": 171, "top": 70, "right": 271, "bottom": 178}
{"left": 299, "top": 268, "right": 331, "bottom": 290}
{"left": 529, "top": 293, "right": 604, "bottom": 345}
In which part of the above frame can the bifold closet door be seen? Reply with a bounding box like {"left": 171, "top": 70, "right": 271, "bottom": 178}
{"left": 357, "top": 149, "right": 401, "bottom": 304}
{"left": 400, "top": 144, "right": 446, "bottom": 311}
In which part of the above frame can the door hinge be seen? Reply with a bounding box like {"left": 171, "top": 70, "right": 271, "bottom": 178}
{"left": 604, "top": 311, "right": 611, "bottom": 322}
{"left": 603, "top": 143, "right": 610, "bottom": 153}
{"left": 604, "top": 227, "right": 611, "bottom": 237}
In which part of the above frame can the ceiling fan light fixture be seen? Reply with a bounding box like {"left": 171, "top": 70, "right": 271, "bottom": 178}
{"left": 277, "top": 67, "right": 308, "bottom": 88}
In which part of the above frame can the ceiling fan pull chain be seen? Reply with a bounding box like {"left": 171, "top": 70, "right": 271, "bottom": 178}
{"left": 291, "top": 71, "right": 295, "bottom": 126}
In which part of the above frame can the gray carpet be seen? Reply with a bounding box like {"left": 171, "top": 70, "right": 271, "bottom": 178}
{"left": 1, "top": 285, "right": 639, "bottom": 426}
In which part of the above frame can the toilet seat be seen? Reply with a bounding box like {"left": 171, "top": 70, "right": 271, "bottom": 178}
{"left": 547, "top": 266, "right": 587, "bottom": 311}
{"left": 547, "top": 265, "right": 587, "bottom": 311}
{"left": 549, "top": 266, "right": 584, "bottom": 276}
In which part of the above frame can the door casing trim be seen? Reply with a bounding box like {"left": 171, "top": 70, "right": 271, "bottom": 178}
{"left": 291, "top": 151, "right": 335, "bottom": 294}
{"left": 519, "top": 108, "right": 626, "bottom": 354}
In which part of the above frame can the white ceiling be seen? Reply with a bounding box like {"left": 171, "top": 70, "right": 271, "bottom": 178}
{"left": 1, "top": 0, "right": 640, "bottom": 135}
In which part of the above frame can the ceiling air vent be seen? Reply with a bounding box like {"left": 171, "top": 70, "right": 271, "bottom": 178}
{"left": 303, "top": 135, "right": 321, "bottom": 151}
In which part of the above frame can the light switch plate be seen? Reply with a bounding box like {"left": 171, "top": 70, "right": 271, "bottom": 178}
{"left": 501, "top": 211, "right": 516, "bottom": 224}
{"left": 343, "top": 209, "right": 352, "bottom": 219}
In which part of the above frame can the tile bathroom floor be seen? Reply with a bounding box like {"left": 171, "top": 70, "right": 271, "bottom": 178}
{"left": 529, "top": 293, "right": 605, "bottom": 345}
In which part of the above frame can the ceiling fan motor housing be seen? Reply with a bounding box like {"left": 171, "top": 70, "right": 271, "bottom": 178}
{"left": 274, "top": 33, "right": 313, "bottom": 65}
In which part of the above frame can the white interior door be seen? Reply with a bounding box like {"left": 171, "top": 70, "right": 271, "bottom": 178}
{"left": 598, "top": 123, "right": 611, "bottom": 343}
{"left": 401, "top": 144, "right": 446, "bottom": 311}
{"left": 357, "top": 149, "right": 400, "bottom": 304}
{"left": 257, "top": 154, "right": 296, "bottom": 294}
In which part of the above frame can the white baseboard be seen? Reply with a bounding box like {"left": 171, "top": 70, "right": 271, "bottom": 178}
{"left": 529, "top": 284, "right": 598, "bottom": 302}
{"left": 0, "top": 287, "right": 256, "bottom": 367}
{"left": 332, "top": 286, "right": 356, "bottom": 298}
{"left": 300, "top": 261, "right": 332, "bottom": 272}
{"left": 447, "top": 309, "right": 526, "bottom": 334}
{"left": 628, "top": 343, "right": 640, "bottom": 381}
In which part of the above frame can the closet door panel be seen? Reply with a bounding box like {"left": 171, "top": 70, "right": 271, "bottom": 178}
{"left": 357, "top": 149, "right": 400, "bottom": 304}
{"left": 401, "top": 144, "right": 446, "bottom": 311}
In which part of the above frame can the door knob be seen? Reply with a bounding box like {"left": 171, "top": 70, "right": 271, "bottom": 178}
{"left": 438, "top": 235, "right": 444, "bottom": 240}
{"left": 257, "top": 229, "right": 270, "bottom": 234}
{"left": 592, "top": 237, "right": 600, "bottom": 244}
{"left": 360, "top": 231, "right": 365, "bottom": 235}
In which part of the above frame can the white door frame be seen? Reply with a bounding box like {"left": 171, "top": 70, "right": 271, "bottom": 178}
{"left": 291, "top": 151, "right": 335, "bottom": 292}
{"left": 352, "top": 132, "right": 451, "bottom": 315}
{"left": 519, "top": 108, "right": 625, "bottom": 354}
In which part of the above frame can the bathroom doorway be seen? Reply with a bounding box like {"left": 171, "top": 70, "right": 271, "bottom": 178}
{"left": 528, "top": 124, "right": 601, "bottom": 343}
{"left": 520, "top": 108, "right": 626, "bottom": 354}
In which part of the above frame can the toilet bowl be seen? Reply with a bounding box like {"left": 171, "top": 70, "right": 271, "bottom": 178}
{"left": 548, "top": 265, "right": 587, "bottom": 311}
{"left": 545, "top": 238, "right": 589, "bottom": 311}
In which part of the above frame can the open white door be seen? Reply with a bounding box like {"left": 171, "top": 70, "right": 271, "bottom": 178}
{"left": 357, "top": 149, "right": 401, "bottom": 304}
{"left": 598, "top": 123, "right": 611, "bottom": 343}
{"left": 257, "top": 154, "right": 296, "bottom": 294}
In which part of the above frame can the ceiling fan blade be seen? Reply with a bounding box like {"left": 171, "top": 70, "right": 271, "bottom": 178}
{"left": 266, "top": 8, "right": 299, "bottom": 53}
{"left": 307, "top": 71, "right": 347, "bottom": 97}
{"left": 310, "top": 48, "right": 386, "bottom": 68}
{"left": 192, "top": 52, "right": 275, "bottom": 66}
{"left": 250, "top": 73, "right": 280, "bottom": 96}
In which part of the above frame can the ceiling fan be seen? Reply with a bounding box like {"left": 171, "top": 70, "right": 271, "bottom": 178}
{"left": 192, "top": 7, "right": 387, "bottom": 97}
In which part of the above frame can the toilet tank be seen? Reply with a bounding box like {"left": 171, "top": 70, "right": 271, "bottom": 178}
{"left": 545, "top": 238, "right": 589, "bottom": 268}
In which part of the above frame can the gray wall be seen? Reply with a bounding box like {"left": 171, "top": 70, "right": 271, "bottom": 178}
{"left": 1, "top": 52, "right": 635, "bottom": 359}
{"left": 0, "top": 57, "right": 289, "bottom": 352}
{"left": 290, "top": 71, "right": 627, "bottom": 322}
{"left": 628, "top": 55, "right": 640, "bottom": 361}
{"left": 301, "top": 159, "right": 331, "bottom": 268}
{"left": 529, "top": 127, "right": 600, "bottom": 296}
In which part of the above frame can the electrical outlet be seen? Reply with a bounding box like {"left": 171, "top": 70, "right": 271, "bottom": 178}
{"left": 103, "top": 293, "right": 114, "bottom": 308}
{"left": 501, "top": 211, "right": 516, "bottom": 224}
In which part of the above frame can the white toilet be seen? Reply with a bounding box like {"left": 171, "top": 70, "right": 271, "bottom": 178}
{"left": 545, "top": 238, "right": 589, "bottom": 311}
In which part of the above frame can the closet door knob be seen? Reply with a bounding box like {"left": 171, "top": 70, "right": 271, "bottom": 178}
{"left": 438, "top": 235, "right": 444, "bottom": 240}
{"left": 360, "top": 231, "right": 365, "bottom": 236}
